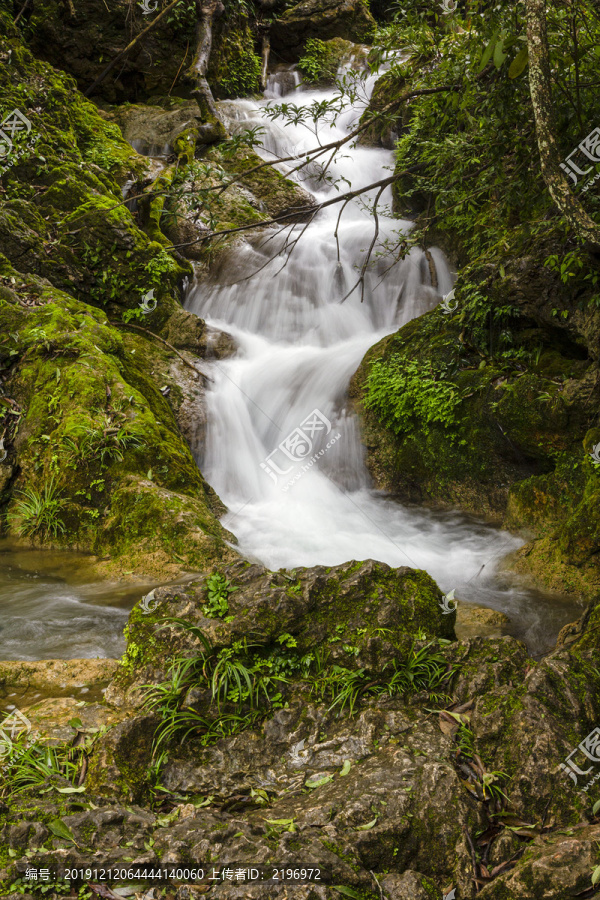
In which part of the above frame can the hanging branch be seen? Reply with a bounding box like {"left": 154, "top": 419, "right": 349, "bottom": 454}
{"left": 84, "top": 0, "right": 185, "bottom": 97}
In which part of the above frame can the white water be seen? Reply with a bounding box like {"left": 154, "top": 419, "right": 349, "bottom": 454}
{"left": 186, "top": 69, "right": 582, "bottom": 656}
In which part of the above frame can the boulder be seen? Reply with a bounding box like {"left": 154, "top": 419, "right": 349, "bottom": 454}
{"left": 105, "top": 558, "right": 456, "bottom": 707}
{"left": 270, "top": 0, "right": 376, "bottom": 61}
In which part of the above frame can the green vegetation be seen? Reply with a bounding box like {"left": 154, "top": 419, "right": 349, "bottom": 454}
{"left": 365, "top": 357, "right": 462, "bottom": 438}
{"left": 143, "top": 619, "right": 456, "bottom": 760}
{"left": 202, "top": 573, "right": 237, "bottom": 619}
{"left": 7, "top": 477, "right": 66, "bottom": 540}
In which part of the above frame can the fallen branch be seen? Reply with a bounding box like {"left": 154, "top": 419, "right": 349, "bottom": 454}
{"left": 110, "top": 320, "right": 213, "bottom": 382}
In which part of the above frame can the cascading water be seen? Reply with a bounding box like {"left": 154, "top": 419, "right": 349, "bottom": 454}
{"left": 186, "top": 67, "right": 582, "bottom": 656}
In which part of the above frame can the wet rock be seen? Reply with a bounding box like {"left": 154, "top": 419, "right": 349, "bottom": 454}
{"left": 455, "top": 604, "right": 510, "bottom": 642}
{"left": 0, "top": 659, "right": 118, "bottom": 696}
{"left": 271, "top": 0, "right": 376, "bottom": 61}
{"left": 106, "top": 558, "right": 455, "bottom": 706}
{"left": 379, "top": 871, "right": 440, "bottom": 899}
{"left": 476, "top": 823, "right": 600, "bottom": 898}
{"left": 20, "top": 697, "right": 125, "bottom": 745}
{"left": 111, "top": 103, "right": 219, "bottom": 158}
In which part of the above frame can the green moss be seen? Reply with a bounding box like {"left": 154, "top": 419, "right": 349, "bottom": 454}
{"left": 208, "top": 18, "right": 261, "bottom": 99}
{"left": 0, "top": 275, "right": 234, "bottom": 574}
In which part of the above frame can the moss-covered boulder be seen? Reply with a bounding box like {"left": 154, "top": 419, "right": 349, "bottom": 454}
{"left": 106, "top": 557, "right": 455, "bottom": 706}
{"left": 271, "top": 0, "right": 376, "bottom": 61}
{"left": 0, "top": 272, "right": 237, "bottom": 576}
{"left": 350, "top": 231, "right": 600, "bottom": 598}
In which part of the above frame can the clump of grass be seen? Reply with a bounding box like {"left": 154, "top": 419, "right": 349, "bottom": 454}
{"left": 7, "top": 476, "right": 66, "bottom": 539}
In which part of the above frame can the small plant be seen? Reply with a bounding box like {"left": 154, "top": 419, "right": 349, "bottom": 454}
{"left": 299, "top": 39, "right": 332, "bottom": 83}
{"left": 481, "top": 770, "right": 509, "bottom": 803}
{"left": 203, "top": 573, "right": 236, "bottom": 619}
{"left": 0, "top": 737, "right": 85, "bottom": 798}
{"left": 365, "top": 357, "right": 462, "bottom": 438}
{"left": 8, "top": 476, "right": 66, "bottom": 539}
{"left": 63, "top": 416, "right": 144, "bottom": 467}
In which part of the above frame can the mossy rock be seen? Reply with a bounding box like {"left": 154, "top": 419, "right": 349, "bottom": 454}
{"left": 0, "top": 275, "right": 236, "bottom": 576}
{"left": 271, "top": 0, "right": 376, "bottom": 61}
{"left": 207, "top": 14, "right": 262, "bottom": 100}
{"left": 350, "top": 229, "right": 600, "bottom": 598}
{"left": 106, "top": 558, "right": 455, "bottom": 707}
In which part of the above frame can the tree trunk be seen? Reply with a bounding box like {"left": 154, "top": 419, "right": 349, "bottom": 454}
{"left": 185, "top": 0, "right": 226, "bottom": 133}
{"left": 260, "top": 34, "right": 270, "bottom": 92}
{"left": 526, "top": 0, "right": 600, "bottom": 251}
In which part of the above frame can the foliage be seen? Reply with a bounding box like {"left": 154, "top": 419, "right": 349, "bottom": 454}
{"left": 62, "top": 416, "right": 145, "bottom": 468}
{"left": 365, "top": 356, "right": 462, "bottom": 436}
{"left": 203, "top": 573, "right": 236, "bottom": 619}
{"left": 0, "top": 728, "right": 94, "bottom": 798}
{"left": 298, "top": 39, "right": 338, "bottom": 83}
{"left": 378, "top": 0, "right": 600, "bottom": 261}
{"left": 7, "top": 476, "right": 66, "bottom": 539}
{"left": 143, "top": 623, "right": 456, "bottom": 765}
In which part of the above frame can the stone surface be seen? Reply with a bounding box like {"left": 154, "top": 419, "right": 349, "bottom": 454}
{"left": 271, "top": 0, "right": 376, "bottom": 60}
{"left": 455, "top": 603, "right": 510, "bottom": 641}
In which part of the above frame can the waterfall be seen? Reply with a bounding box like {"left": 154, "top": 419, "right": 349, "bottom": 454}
{"left": 186, "top": 69, "right": 581, "bottom": 656}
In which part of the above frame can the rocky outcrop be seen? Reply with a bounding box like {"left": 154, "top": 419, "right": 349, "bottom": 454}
{"left": 105, "top": 558, "right": 455, "bottom": 707}
{"left": 271, "top": 0, "right": 376, "bottom": 61}
{"left": 3, "top": 565, "right": 600, "bottom": 898}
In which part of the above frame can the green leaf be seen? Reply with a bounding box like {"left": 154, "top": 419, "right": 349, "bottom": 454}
{"left": 593, "top": 799, "right": 600, "bottom": 816}
{"left": 68, "top": 717, "right": 83, "bottom": 729}
{"left": 340, "top": 760, "right": 352, "bottom": 777}
{"left": 356, "top": 816, "right": 378, "bottom": 831}
{"left": 508, "top": 46, "right": 529, "bottom": 78}
{"left": 266, "top": 818, "right": 296, "bottom": 826}
{"left": 478, "top": 31, "right": 499, "bottom": 73}
{"left": 48, "top": 819, "right": 76, "bottom": 843}
{"left": 305, "top": 774, "right": 334, "bottom": 789}
{"left": 592, "top": 864, "right": 600, "bottom": 885}
{"left": 332, "top": 888, "right": 362, "bottom": 899}
{"left": 493, "top": 33, "right": 509, "bottom": 68}
{"left": 55, "top": 786, "right": 86, "bottom": 794}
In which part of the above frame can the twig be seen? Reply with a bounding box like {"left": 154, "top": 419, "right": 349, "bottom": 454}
{"left": 109, "top": 320, "right": 213, "bottom": 382}
{"left": 168, "top": 41, "right": 190, "bottom": 96}
{"left": 463, "top": 823, "right": 480, "bottom": 892}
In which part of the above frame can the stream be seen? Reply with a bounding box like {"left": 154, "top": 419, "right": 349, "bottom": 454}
{"left": 0, "top": 67, "right": 583, "bottom": 663}
{"left": 185, "top": 66, "right": 583, "bottom": 658}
